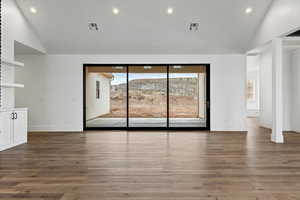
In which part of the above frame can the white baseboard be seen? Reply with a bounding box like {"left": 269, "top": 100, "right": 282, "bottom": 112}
{"left": 0, "top": 140, "right": 26, "bottom": 151}
{"left": 259, "top": 124, "right": 272, "bottom": 129}
{"left": 259, "top": 124, "right": 293, "bottom": 132}
{"left": 29, "top": 125, "right": 83, "bottom": 132}
{"left": 293, "top": 130, "right": 300, "bottom": 133}
{"left": 211, "top": 128, "right": 247, "bottom": 132}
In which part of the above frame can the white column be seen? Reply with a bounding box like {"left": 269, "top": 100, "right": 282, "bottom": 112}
{"left": 271, "top": 38, "right": 284, "bottom": 143}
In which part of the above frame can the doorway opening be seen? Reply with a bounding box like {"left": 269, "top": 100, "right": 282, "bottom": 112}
{"left": 83, "top": 64, "right": 210, "bottom": 130}
{"left": 246, "top": 56, "right": 260, "bottom": 118}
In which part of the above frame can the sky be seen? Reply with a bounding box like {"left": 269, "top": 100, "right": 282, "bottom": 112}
{"left": 111, "top": 73, "right": 198, "bottom": 85}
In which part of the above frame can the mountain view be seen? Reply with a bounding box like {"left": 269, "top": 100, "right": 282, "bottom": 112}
{"left": 102, "top": 78, "right": 201, "bottom": 118}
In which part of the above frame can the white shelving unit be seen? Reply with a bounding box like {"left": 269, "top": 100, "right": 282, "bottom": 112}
{"left": 0, "top": 59, "right": 28, "bottom": 151}
{"left": 1, "top": 59, "right": 25, "bottom": 89}
{"left": 1, "top": 59, "right": 24, "bottom": 67}
{"left": 1, "top": 83, "right": 25, "bottom": 88}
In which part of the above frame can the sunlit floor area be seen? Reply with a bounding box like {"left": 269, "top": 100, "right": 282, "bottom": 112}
{"left": 1, "top": 118, "right": 300, "bottom": 199}
{"left": 86, "top": 118, "right": 206, "bottom": 127}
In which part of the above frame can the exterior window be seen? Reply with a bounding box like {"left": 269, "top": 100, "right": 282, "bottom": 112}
{"left": 247, "top": 80, "right": 256, "bottom": 101}
{"left": 96, "top": 81, "right": 100, "bottom": 99}
{"left": 85, "top": 65, "right": 209, "bottom": 129}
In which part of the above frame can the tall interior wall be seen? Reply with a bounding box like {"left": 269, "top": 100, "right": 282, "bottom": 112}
{"left": 259, "top": 48, "right": 296, "bottom": 132}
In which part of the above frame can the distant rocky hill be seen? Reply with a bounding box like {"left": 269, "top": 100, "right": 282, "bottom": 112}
{"left": 111, "top": 78, "right": 198, "bottom": 97}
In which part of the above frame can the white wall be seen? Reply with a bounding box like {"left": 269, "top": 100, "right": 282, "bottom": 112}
{"left": 291, "top": 49, "right": 300, "bottom": 132}
{"left": 247, "top": 70, "right": 260, "bottom": 117}
{"left": 283, "top": 51, "right": 293, "bottom": 131}
{"left": 1, "top": 0, "right": 45, "bottom": 109}
{"left": 251, "top": 0, "right": 300, "bottom": 48}
{"left": 246, "top": 55, "right": 260, "bottom": 117}
{"left": 259, "top": 49, "right": 273, "bottom": 128}
{"left": 249, "top": 0, "right": 300, "bottom": 132}
{"left": 15, "top": 54, "right": 247, "bottom": 132}
{"left": 15, "top": 55, "right": 82, "bottom": 131}
{"left": 86, "top": 73, "right": 110, "bottom": 120}
{"left": 2, "top": 0, "right": 45, "bottom": 60}
{"left": 247, "top": 71, "right": 259, "bottom": 110}
{"left": 259, "top": 48, "right": 292, "bottom": 131}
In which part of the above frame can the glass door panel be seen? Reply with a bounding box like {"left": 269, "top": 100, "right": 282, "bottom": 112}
{"left": 169, "top": 65, "right": 207, "bottom": 127}
{"left": 85, "top": 66, "right": 127, "bottom": 128}
{"left": 128, "top": 66, "right": 167, "bottom": 127}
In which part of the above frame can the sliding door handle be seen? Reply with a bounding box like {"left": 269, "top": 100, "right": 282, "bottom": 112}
{"left": 206, "top": 101, "right": 210, "bottom": 109}
{"left": 15, "top": 113, "right": 18, "bottom": 120}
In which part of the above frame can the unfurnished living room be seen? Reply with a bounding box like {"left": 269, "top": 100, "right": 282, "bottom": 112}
{"left": 1, "top": 0, "right": 300, "bottom": 199}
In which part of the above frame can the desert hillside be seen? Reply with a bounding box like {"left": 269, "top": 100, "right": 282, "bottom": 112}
{"left": 103, "top": 78, "right": 203, "bottom": 118}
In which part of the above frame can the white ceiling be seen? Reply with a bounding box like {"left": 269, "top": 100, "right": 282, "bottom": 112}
{"left": 16, "top": 0, "right": 273, "bottom": 54}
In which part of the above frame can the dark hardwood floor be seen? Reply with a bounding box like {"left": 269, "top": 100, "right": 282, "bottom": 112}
{"left": 1, "top": 119, "right": 300, "bottom": 200}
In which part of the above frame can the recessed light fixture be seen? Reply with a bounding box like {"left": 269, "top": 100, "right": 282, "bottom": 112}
{"left": 115, "top": 66, "right": 124, "bottom": 70}
{"left": 30, "top": 7, "right": 37, "bottom": 14}
{"left": 173, "top": 66, "right": 183, "bottom": 69}
{"left": 113, "top": 8, "right": 120, "bottom": 15}
{"left": 144, "top": 66, "right": 152, "bottom": 69}
{"left": 167, "top": 7, "right": 174, "bottom": 15}
{"left": 245, "top": 7, "right": 253, "bottom": 14}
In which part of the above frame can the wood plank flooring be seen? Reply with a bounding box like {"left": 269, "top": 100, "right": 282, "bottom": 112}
{"left": 1, "top": 119, "right": 300, "bottom": 199}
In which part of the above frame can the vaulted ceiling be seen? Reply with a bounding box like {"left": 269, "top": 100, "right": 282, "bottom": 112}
{"left": 16, "top": 0, "right": 273, "bottom": 54}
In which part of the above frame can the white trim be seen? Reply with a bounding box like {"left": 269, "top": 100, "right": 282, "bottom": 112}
{"left": 1, "top": 83, "right": 24, "bottom": 88}
{"left": 283, "top": 37, "right": 300, "bottom": 42}
{"left": 284, "top": 45, "right": 300, "bottom": 52}
{"left": 0, "top": 141, "right": 26, "bottom": 151}
{"left": 271, "top": 38, "right": 284, "bottom": 143}
{"left": 0, "top": 107, "right": 28, "bottom": 112}
{"left": 29, "top": 125, "right": 83, "bottom": 132}
{"left": 1, "top": 59, "right": 24, "bottom": 67}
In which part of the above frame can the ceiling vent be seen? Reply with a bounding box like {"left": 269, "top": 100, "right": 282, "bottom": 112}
{"left": 88, "top": 23, "right": 99, "bottom": 31}
{"left": 189, "top": 23, "right": 200, "bottom": 31}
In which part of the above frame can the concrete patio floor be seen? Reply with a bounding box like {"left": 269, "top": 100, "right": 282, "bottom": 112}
{"left": 86, "top": 118, "right": 206, "bottom": 128}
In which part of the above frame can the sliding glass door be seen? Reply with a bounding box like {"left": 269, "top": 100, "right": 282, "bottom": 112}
{"left": 85, "top": 66, "right": 127, "bottom": 128}
{"left": 84, "top": 64, "right": 209, "bottom": 129}
{"left": 169, "top": 65, "right": 207, "bottom": 127}
{"left": 128, "top": 66, "right": 167, "bottom": 127}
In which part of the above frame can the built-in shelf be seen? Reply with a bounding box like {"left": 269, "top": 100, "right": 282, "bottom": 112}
{"left": 0, "top": 107, "right": 28, "bottom": 112}
{"left": 1, "top": 59, "right": 24, "bottom": 67}
{"left": 1, "top": 83, "right": 24, "bottom": 88}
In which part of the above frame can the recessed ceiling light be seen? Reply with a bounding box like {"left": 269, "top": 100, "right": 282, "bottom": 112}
{"left": 144, "top": 66, "right": 152, "bottom": 69}
{"left": 30, "top": 7, "right": 37, "bottom": 14}
{"left": 167, "top": 7, "right": 174, "bottom": 15}
{"left": 245, "top": 7, "right": 253, "bottom": 14}
{"left": 173, "top": 66, "right": 183, "bottom": 69}
{"left": 113, "top": 8, "right": 120, "bottom": 15}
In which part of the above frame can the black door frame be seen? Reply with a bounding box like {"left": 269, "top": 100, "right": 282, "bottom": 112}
{"left": 83, "top": 64, "right": 210, "bottom": 131}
